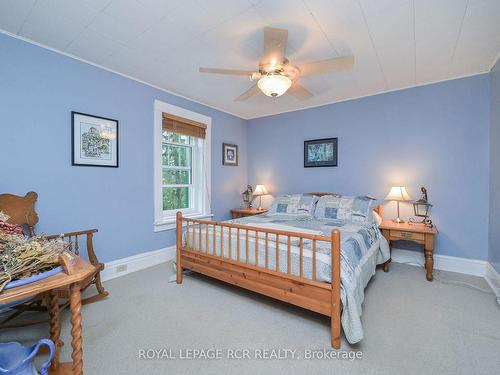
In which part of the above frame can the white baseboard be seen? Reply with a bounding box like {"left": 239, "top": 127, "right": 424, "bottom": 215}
{"left": 391, "top": 248, "right": 488, "bottom": 277}
{"left": 101, "top": 246, "right": 176, "bottom": 281}
{"left": 485, "top": 263, "right": 500, "bottom": 300}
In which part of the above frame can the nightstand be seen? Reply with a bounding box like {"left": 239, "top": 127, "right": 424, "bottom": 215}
{"left": 231, "top": 208, "right": 268, "bottom": 219}
{"left": 379, "top": 221, "right": 438, "bottom": 281}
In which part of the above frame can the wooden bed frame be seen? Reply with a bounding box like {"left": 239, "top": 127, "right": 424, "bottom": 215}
{"left": 175, "top": 193, "right": 383, "bottom": 349}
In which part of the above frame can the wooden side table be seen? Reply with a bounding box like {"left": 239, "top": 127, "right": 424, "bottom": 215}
{"left": 379, "top": 221, "right": 438, "bottom": 281}
{"left": 0, "top": 257, "right": 96, "bottom": 375}
{"left": 231, "top": 207, "right": 268, "bottom": 219}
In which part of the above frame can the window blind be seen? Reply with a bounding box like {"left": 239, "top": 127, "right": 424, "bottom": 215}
{"left": 162, "top": 113, "right": 207, "bottom": 139}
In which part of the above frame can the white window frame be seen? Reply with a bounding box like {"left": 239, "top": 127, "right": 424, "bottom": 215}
{"left": 154, "top": 100, "right": 212, "bottom": 231}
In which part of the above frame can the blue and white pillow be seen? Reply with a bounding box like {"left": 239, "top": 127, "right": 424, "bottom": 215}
{"left": 350, "top": 195, "right": 377, "bottom": 223}
{"left": 314, "top": 195, "right": 376, "bottom": 223}
{"left": 268, "top": 194, "right": 319, "bottom": 215}
{"left": 314, "top": 195, "right": 351, "bottom": 221}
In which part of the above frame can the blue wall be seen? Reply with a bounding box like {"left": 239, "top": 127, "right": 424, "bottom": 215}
{"left": 247, "top": 75, "right": 491, "bottom": 260}
{"left": 490, "top": 57, "right": 500, "bottom": 273}
{"left": 0, "top": 34, "right": 247, "bottom": 262}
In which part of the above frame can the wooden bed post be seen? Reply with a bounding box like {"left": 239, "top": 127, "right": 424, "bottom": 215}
{"left": 331, "top": 229, "right": 341, "bottom": 349}
{"left": 176, "top": 211, "right": 183, "bottom": 284}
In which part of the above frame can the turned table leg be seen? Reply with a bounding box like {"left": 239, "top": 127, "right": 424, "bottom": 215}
{"left": 424, "top": 234, "right": 435, "bottom": 281}
{"left": 69, "top": 282, "right": 84, "bottom": 375}
{"left": 424, "top": 250, "right": 434, "bottom": 281}
{"left": 47, "top": 291, "right": 61, "bottom": 372}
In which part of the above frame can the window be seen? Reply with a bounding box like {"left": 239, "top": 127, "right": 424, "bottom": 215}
{"left": 154, "top": 101, "right": 211, "bottom": 231}
{"left": 162, "top": 131, "right": 192, "bottom": 211}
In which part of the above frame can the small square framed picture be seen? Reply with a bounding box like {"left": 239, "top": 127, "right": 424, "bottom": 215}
{"left": 222, "top": 143, "right": 238, "bottom": 166}
{"left": 72, "top": 111, "right": 119, "bottom": 167}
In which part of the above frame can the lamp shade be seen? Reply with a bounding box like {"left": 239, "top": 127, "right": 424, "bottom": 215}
{"left": 385, "top": 186, "right": 411, "bottom": 201}
{"left": 253, "top": 184, "right": 268, "bottom": 196}
{"left": 257, "top": 74, "right": 292, "bottom": 97}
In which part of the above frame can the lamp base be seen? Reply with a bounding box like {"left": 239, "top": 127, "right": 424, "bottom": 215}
{"left": 256, "top": 196, "right": 264, "bottom": 212}
{"left": 390, "top": 201, "right": 406, "bottom": 224}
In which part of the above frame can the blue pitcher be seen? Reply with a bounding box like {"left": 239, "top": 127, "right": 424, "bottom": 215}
{"left": 0, "top": 339, "right": 54, "bottom": 375}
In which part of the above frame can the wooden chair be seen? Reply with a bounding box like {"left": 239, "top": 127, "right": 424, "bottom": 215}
{"left": 0, "top": 191, "right": 109, "bottom": 328}
{"left": 0, "top": 191, "right": 39, "bottom": 236}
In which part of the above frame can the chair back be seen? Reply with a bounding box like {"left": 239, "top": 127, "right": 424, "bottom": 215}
{"left": 0, "top": 192, "right": 39, "bottom": 236}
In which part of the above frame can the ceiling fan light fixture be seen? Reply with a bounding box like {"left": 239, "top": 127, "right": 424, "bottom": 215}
{"left": 257, "top": 74, "right": 292, "bottom": 97}
{"left": 199, "top": 27, "right": 354, "bottom": 102}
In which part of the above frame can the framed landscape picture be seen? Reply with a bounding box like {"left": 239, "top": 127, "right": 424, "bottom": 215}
{"left": 72, "top": 111, "right": 119, "bottom": 167}
{"left": 222, "top": 143, "right": 238, "bottom": 166}
{"left": 304, "top": 138, "right": 338, "bottom": 168}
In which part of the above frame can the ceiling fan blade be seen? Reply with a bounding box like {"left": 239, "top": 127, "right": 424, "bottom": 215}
{"left": 234, "top": 84, "right": 260, "bottom": 102}
{"left": 299, "top": 56, "right": 354, "bottom": 76}
{"left": 260, "top": 27, "right": 288, "bottom": 66}
{"left": 288, "top": 83, "right": 313, "bottom": 100}
{"left": 199, "top": 67, "right": 255, "bottom": 76}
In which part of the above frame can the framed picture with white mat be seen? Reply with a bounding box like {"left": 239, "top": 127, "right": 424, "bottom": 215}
{"left": 72, "top": 111, "right": 119, "bottom": 168}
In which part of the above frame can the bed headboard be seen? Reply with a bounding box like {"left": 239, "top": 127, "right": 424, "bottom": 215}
{"left": 306, "top": 192, "right": 341, "bottom": 197}
{"left": 305, "top": 192, "right": 383, "bottom": 219}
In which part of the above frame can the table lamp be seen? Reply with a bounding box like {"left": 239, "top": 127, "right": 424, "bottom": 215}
{"left": 253, "top": 184, "right": 269, "bottom": 210}
{"left": 385, "top": 186, "right": 411, "bottom": 223}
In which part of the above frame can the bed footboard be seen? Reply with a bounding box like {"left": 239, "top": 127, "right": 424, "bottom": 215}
{"left": 175, "top": 211, "right": 342, "bottom": 349}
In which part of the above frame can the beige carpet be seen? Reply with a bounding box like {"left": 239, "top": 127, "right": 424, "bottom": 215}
{"left": 2, "top": 262, "right": 500, "bottom": 375}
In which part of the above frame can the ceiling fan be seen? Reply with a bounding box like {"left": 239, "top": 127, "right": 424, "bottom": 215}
{"left": 199, "top": 27, "right": 354, "bottom": 101}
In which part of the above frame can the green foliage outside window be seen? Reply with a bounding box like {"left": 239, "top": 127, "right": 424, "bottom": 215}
{"left": 162, "top": 145, "right": 190, "bottom": 167}
{"left": 162, "top": 170, "right": 190, "bottom": 185}
{"left": 162, "top": 131, "right": 189, "bottom": 145}
{"left": 163, "top": 187, "right": 189, "bottom": 210}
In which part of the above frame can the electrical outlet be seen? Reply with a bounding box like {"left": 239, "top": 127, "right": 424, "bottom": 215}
{"left": 116, "top": 264, "right": 127, "bottom": 273}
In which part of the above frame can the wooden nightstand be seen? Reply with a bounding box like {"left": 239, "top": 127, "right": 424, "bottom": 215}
{"left": 231, "top": 207, "right": 268, "bottom": 219}
{"left": 379, "top": 220, "right": 438, "bottom": 281}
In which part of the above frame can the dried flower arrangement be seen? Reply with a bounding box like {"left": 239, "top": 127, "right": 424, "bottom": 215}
{"left": 0, "top": 211, "right": 67, "bottom": 292}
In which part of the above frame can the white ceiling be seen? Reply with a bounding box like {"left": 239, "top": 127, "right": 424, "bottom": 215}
{"left": 1, "top": 0, "right": 499, "bottom": 119}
